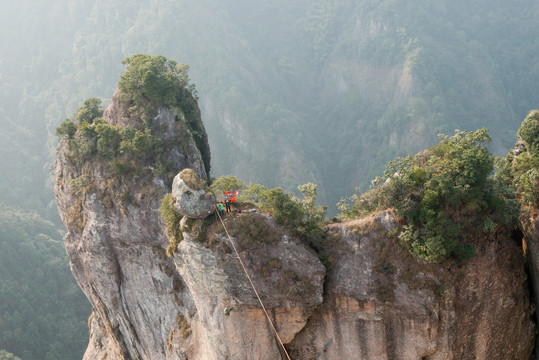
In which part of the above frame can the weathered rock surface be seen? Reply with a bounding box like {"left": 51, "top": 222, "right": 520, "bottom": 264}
{"left": 522, "top": 213, "right": 539, "bottom": 359}
{"left": 172, "top": 213, "right": 325, "bottom": 359}
{"left": 288, "top": 212, "right": 534, "bottom": 359}
{"left": 171, "top": 169, "right": 215, "bottom": 219}
{"left": 54, "top": 89, "right": 210, "bottom": 359}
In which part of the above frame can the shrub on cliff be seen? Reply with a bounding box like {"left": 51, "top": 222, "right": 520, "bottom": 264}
{"left": 340, "top": 129, "right": 518, "bottom": 262}
{"left": 74, "top": 98, "right": 103, "bottom": 124}
{"left": 56, "top": 54, "right": 207, "bottom": 189}
{"left": 210, "top": 174, "right": 244, "bottom": 194}
{"left": 517, "top": 110, "right": 539, "bottom": 157}
{"left": 498, "top": 110, "right": 539, "bottom": 209}
{"left": 160, "top": 193, "right": 183, "bottom": 256}
{"left": 240, "top": 181, "right": 332, "bottom": 266}
{"left": 57, "top": 116, "right": 163, "bottom": 166}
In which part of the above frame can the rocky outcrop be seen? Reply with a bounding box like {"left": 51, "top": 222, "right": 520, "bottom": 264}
{"left": 55, "top": 90, "right": 535, "bottom": 359}
{"left": 54, "top": 89, "right": 326, "bottom": 359}
{"left": 172, "top": 213, "right": 325, "bottom": 359}
{"left": 54, "top": 89, "right": 210, "bottom": 359}
{"left": 288, "top": 212, "right": 534, "bottom": 359}
{"left": 171, "top": 169, "right": 215, "bottom": 219}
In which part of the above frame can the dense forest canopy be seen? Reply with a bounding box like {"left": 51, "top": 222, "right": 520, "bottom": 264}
{"left": 1, "top": 0, "right": 538, "bottom": 217}
{"left": 0, "top": 206, "right": 89, "bottom": 360}
{"left": 1, "top": 0, "right": 539, "bottom": 358}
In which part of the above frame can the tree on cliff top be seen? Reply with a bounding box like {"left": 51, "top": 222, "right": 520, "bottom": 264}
{"left": 504, "top": 110, "right": 539, "bottom": 209}
{"left": 118, "top": 54, "right": 197, "bottom": 108}
{"left": 339, "top": 129, "right": 518, "bottom": 262}
{"left": 517, "top": 110, "right": 539, "bottom": 157}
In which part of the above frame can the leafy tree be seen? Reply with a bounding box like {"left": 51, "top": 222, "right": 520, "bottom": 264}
{"left": 241, "top": 183, "right": 269, "bottom": 203}
{"left": 160, "top": 193, "right": 183, "bottom": 255}
{"left": 342, "top": 129, "right": 517, "bottom": 262}
{"left": 0, "top": 350, "right": 22, "bottom": 360}
{"left": 298, "top": 183, "right": 327, "bottom": 227}
{"left": 507, "top": 110, "right": 539, "bottom": 208}
{"left": 55, "top": 119, "right": 77, "bottom": 139}
{"left": 95, "top": 120, "right": 121, "bottom": 158}
{"left": 132, "top": 128, "right": 163, "bottom": 156}
{"left": 58, "top": 101, "right": 165, "bottom": 167}
{"left": 210, "top": 175, "right": 245, "bottom": 194}
{"left": 261, "top": 187, "right": 305, "bottom": 227}
{"left": 74, "top": 98, "right": 103, "bottom": 125}
{"left": 118, "top": 54, "right": 196, "bottom": 108}
{"left": 517, "top": 110, "right": 539, "bottom": 156}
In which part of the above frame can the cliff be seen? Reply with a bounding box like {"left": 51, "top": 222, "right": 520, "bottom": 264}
{"left": 55, "top": 89, "right": 535, "bottom": 359}
{"left": 289, "top": 213, "right": 534, "bottom": 359}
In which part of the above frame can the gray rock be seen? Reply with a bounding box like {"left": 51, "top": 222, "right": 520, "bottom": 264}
{"left": 171, "top": 169, "right": 215, "bottom": 219}
{"left": 287, "top": 211, "right": 535, "bottom": 360}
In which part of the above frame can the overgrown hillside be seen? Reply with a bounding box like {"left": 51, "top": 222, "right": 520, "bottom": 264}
{"left": 0, "top": 205, "right": 90, "bottom": 360}
{"left": 1, "top": 0, "right": 538, "bottom": 217}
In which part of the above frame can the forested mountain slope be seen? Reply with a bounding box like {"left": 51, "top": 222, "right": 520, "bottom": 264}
{"left": 0, "top": 205, "right": 90, "bottom": 359}
{"left": 1, "top": 0, "right": 538, "bottom": 216}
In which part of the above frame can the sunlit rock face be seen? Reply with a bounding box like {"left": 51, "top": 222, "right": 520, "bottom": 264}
{"left": 54, "top": 88, "right": 210, "bottom": 360}
{"left": 171, "top": 212, "right": 326, "bottom": 359}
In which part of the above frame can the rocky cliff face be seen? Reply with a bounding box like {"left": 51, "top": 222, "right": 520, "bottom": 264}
{"left": 55, "top": 91, "right": 535, "bottom": 359}
{"left": 288, "top": 213, "right": 534, "bottom": 359}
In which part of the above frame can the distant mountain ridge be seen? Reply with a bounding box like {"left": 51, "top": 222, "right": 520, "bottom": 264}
{"left": 2, "top": 0, "right": 539, "bottom": 216}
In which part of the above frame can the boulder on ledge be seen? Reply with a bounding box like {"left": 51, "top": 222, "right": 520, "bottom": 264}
{"left": 172, "top": 169, "right": 215, "bottom": 218}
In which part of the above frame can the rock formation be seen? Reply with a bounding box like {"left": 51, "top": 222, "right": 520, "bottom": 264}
{"left": 55, "top": 89, "right": 536, "bottom": 359}
{"left": 288, "top": 212, "right": 534, "bottom": 359}
{"left": 171, "top": 169, "right": 215, "bottom": 219}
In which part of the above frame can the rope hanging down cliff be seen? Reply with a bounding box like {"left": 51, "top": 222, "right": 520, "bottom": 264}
{"left": 215, "top": 210, "right": 292, "bottom": 360}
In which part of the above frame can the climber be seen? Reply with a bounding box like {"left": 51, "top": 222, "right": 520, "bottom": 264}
{"left": 224, "top": 307, "right": 231, "bottom": 316}
{"left": 217, "top": 201, "right": 225, "bottom": 216}
{"left": 225, "top": 196, "right": 231, "bottom": 213}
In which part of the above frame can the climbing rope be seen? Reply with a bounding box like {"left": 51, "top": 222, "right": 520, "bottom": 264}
{"left": 215, "top": 210, "right": 292, "bottom": 360}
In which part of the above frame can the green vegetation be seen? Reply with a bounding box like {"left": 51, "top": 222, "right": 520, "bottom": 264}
{"left": 0, "top": 350, "right": 21, "bottom": 360}
{"left": 55, "top": 54, "right": 209, "bottom": 188}
{"left": 210, "top": 174, "right": 245, "bottom": 194}
{"left": 239, "top": 181, "right": 327, "bottom": 231}
{"left": 0, "top": 205, "right": 89, "bottom": 360}
{"left": 74, "top": 98, "right": 104, "bottom": 124}
{"left": 233, "top": 180, "right": 332, "bottom": 265}
{"left": 119, "top": 54, "right": 197, "bottom": 109}
{"left": 517, "top": 110, "right": 539, "bottom": 157}
{"left": 3, "top": 2, "right": 539, "bottom": 355}
{"left": 497, "top": 110, "right": 539, "bottom": 209}
{"left": 339, "top": 129, "right": 518, "bottom": 262}
{"left": 116, "top": 54, "right": 211, "bottom": 175}
{"left": 2, "top": 0, "right": 538, "bottom": 221}
{"left": 58, "top": 113, "right": 163, "bottom": 167}
{"left": 160, "top": 193, "right": 183, "bottom": 256}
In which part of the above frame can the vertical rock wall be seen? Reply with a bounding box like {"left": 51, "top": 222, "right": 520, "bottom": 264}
{"left": 288, "top": 212, "right": 534, "bottom": 360}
